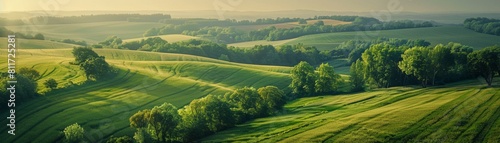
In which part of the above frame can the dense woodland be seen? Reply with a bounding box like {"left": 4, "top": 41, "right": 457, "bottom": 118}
{"left": 464, "top": 17, "right": 500, "bottom": 36}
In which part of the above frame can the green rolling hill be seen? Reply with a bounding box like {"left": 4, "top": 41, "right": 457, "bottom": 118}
{"left": 229, "top": 26, "right": 500, "bottom": 50}
{"left": 202, "top": 79, "right": 500, "bottom": 142}
{"left": 0, "top": 40, "right": 292, "bottom": 142}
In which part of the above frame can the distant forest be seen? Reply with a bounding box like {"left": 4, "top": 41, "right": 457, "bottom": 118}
{"left": 464, "top": 17, "right": 500, "bottom": 36}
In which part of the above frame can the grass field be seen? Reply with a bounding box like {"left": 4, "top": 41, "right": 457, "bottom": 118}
{"left": 0, "top": 37, "right": 78, "bottom": 49}
{"left": 122, "top": 34, "right": 199, "bottom": 43}
{"left": 230, "top": 26, "right": 500, "bottom": 50}
{"left": 233, "top": 19, "right": 351, "bottom": 32}
{"left": 5, "top": 21, "right": 165, "bottom": 43}
{"left": 202, "top": 79, "right": 500, "bottom": 142}
{"left": 0, "top": 47, "right": 292, "bottom": 142}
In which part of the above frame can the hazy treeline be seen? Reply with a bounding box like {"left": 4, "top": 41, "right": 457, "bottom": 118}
{"left": 0, "top": 14, "right": 171, "bottom": 25}
{"left": 0, "top": 26, "right": 45, "bottom": 40}
{"left": 464, "top": 17, "right": 500, "bottom": 36}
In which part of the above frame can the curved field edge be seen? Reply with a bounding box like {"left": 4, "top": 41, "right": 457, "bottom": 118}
{"left": 201, "top": 79, "right": 500, "bottom": 143}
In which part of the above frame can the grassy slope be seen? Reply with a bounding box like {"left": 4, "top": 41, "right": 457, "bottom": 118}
{"left": 5, "top": 22, "right": 165, "bottom": 43}
{"left": 0, "top": 37, "right": 79, "bottom": 49}
{"left": 122, "top": 34, "right": 199, "bottom": 43}
{"left": 0, "top": 48, "right": 292, "bottom": 143}
{"left": 202, "top": 79, "right": 500, "bottom": 142}
{"left": 230, "top": 26, "right": 500, "bottom": 50}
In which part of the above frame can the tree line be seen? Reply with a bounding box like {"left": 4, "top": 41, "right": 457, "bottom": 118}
{"left": 101, "top": 36, "right": 327, "bottom": 66}
{"left": 26, "top": 14, "right": 171, "bottom": 25}
{"left": 144, "top": 16, "right": 433, "bottom": 44}
{"left": 464, "top": 17, "right": 500, "bottom": 36}
{"left": 126, "top": 86, "right": 286, "bottom": 142}
{"left": 349, "top": 42, "right": 499, "bottom": 90}
{"left": 0, "top": 26, "right": 45, "bottom": 40}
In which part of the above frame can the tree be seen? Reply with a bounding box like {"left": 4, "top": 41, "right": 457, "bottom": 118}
{"left": 350, "top": 60, "right": 365, "bottom": 91}
{"left": 148, "top": 103, "right": 181, "bottom": 142}
{"left": 362, "top": 44, "right": 406, "bottom": 88}
{"left": 33, "top": 33, "right": 45, "bottom": 40}
{"left": 79, "top": 56, "right": 111, "bottom": 80}
{"left": 468, "top": 46, "right": 500, "bottom": 86}
{"left": 63, "top": 123, "right": 85, "bottom": 143}
{"left": 218, "top": 54, "right": 230, "bottom": 61}
{"left": 130, "top": 103, "right": 180, "bottom": 142}
{"left": 399, "top": 47, "right": 433, "bottom": 87}
{"left": 72, "top": 47, "right": 99, "bottom": 64}
{"left": 223, "top": 87, "right": 264, "bottom": 122}
{"left": 429, "top": 44, "right": 453, "bottom": 85}
{"left": 18, "top": 67, "right": 40, "bottom": 81}
{"left": 298, "top": 19, "right": 307, "bottom": 24}
{"left": 130, "top": 109, "right": 151, "bottom": 129}
{"left": 43, "top": 78, "right": 58, "bottom": 89}
{"left": 257, "top": 86, "right": 286, "bottom": 115}
{"left": 290, "top": 61, "right": 317, "bottom": 96}
{"left": 315, "top": 63, "right": 341, "bottom": 94}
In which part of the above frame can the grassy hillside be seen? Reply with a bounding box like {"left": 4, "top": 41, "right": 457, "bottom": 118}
{"left": 5, "top": 22, "right": 165, "bottom": 43}
{"left": 0, "top": 48, "right": 292, "bottom": 143}
{"left": 230, "top": 26, "right": 500, "bottom": 50}
{"left": 0, "top": 37, "right": 79, "bottom": 49}
{"left": 122, "top": 34, "right": 199, "bottom": 43}
{"left": 202, "top": 79, "right": 500, "bottom": 142}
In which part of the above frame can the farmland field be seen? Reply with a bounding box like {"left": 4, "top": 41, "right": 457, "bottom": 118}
{"left": 5, "top": 22, "right": 165, "bottom": 43}
{"left": 2, "top": 3, "right": 500, "bottom": 142}
{"left": 229, "top": 25, "right": 500, "bottom": 50}
{"left": 202, "top": 79, "right": 500, "bottom": 142}
{"left": 0, "top": 44, "right": 292, "bottom": 142}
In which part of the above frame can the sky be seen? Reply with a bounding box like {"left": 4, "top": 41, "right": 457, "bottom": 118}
{"left": 1, "top": 0, "right": 499, "bottom": 13}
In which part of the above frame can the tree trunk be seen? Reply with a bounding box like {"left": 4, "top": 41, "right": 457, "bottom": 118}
{"left": 486, "top": 73, "right": 493, "bottom": 86}
{"left": 432, "top": 71, "right": 438, "bottom": 86}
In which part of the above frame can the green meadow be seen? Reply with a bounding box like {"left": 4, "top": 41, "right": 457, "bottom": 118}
{"left": 202, "top": 79, "right": 500, "bottom": 143}
{"left": 5, "top": 22, "right": 165, "bottom": 43}
{"left": 229, "top": 26, "right": 500, "bottom": 50}
{"left": 0, "top": 39, "right": 292, "bottom": 142}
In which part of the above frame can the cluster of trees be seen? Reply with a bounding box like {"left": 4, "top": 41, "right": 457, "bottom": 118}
{"left": 128, "top": 86, "right": 286, "bottom": 142}
{"left": 28, "top": 14, "right": 171, "bottom": 25}
{"left": 63, "top": 123, "right": 85, "bottom": 143}
{"left": 71, "top": 47, "right": 112, "bottom": 81}
{"left": 98, "top": 36, "right": 123, "bottom": 48}
{"left": 103, "top": 37, "right": 327, "bottom": 66}
{"left": 0, "top": 27, "right": 45, "bottom": 40}
{"left": 464, "top": 17, "right": 500, "bottom": 36}
{"left": 0, "top": 26, "right": 45, "bottom": 40}
{"left": 289, "top": 62, "right": 343, "bottom": 97}
{"left": 58, "top": 39, "right": 88, "bottom": 46}
{"left": 143, "top": 24, "right": 200, "bottom": 37}
{"left": 0, "top": 68, "right": 41, "bottom": 109}
{"left": 182, "top": 27, "right": 249, "bottom": 43}
{"left": 350, "top": 42, "right": 499, "bottom": 89}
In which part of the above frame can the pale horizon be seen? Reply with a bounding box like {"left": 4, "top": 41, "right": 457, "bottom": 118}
{"left": 1, "top": 0, "right": 499, "bottom": 13}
